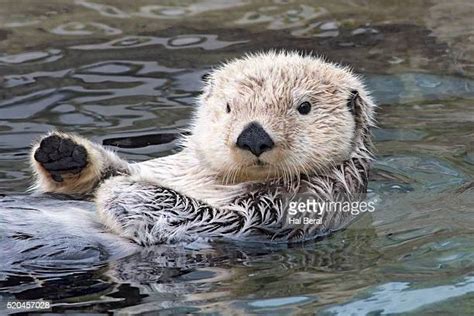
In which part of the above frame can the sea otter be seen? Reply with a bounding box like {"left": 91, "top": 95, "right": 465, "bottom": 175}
{"left": 29, "top": 51, "right": 376, "bottom": 245}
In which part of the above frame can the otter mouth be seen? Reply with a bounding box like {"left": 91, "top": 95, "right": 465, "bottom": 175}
{"left": 230, "top": 159, "right": 279, "bottom": 182}
{"left": 253, "top": 159, "right": 269, "bottom": 167}
{"left": 242, "top": 159, "right": 270, "bottom": 170}
{"left": 245, "top": 159, "right": 274, "bottom": 173}
{"left": 256, "top": 159, "right": 266, "bottom": 166}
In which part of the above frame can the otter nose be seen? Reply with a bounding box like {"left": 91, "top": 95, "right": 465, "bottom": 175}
{"left": 236, "top": 122, "right": 274, "bottom": 157}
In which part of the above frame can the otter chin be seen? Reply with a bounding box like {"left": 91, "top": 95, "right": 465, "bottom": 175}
{"left": 29, "top": 51, "right": 376, "bottom": 245}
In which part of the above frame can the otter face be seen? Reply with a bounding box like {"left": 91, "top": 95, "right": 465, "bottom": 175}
{"left": 190, "top": 51, "right": 374, "bottom": 183}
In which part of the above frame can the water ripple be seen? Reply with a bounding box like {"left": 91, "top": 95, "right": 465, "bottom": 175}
{"left": 74, "top": 0, "right": 129, "bottom": 18}
{"left": 51, "top": 22, "right": 122, "bottom": 36}
{"left": 323, "top": 276, "right": 474, "bottom": 315}
{"left": 71, "top": 35, "right": 245, "bottom": 50}
{"left": 0, "top": 49, "right": 62, "bottom": 65}
{"left": 0, "top": 2, "right": 473, "bottom": 313}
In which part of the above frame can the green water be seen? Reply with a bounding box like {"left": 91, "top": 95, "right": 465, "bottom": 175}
{"left": 0, "top": 1, "right": 473, "bottom": 314}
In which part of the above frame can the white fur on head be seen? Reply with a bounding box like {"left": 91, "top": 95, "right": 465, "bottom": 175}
{"left": 188, "top": 51, "right": 376, "bottom": 184}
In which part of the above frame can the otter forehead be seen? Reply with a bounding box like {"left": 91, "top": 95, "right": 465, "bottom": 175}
{"left": 215, "top": 53, "right": 352, "bottom": 85}
{"left": 207, "top": 52, "right": 356, "bottom": 110}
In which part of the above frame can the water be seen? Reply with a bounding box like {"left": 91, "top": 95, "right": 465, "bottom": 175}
{"left": 0, "top": 0, "right": 473, "bottom": 314}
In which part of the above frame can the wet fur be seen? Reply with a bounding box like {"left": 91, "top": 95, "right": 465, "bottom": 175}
{"left": 29, "top": 51, "right": 376, "bottom": 245}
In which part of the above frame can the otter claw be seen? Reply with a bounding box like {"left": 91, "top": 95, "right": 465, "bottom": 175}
{"left": 34, "top": 135, "right": 88, "bottom": 181}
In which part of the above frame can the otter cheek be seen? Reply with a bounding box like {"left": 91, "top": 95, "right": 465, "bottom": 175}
{"left": 193, "top": 115, "right": 228, "bottom": 170}
{"left": 208, "top": 106, "right": 221, "bottom": 123}
{"left": 331, "top": 129, "right": 353, "bottom": 162}
{"left": 303, "top": 129, "right": 341, "bottom": 170}
{"left": 260, "top": 146, "right": 283, "bottom": 166}
{"left": 230, "top": 148, "right": 250, "bottom": 169}
{"left": 342, "top": 118, "right": 356, "bottom": 156}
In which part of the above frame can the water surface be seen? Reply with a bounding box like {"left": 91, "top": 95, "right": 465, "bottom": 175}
{"left": 0, "top": 1, "right": 473, "bottom": 314}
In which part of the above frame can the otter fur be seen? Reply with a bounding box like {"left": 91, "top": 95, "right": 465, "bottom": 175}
{"left": 29, "top": 51, "right": 376, "bottom": 245}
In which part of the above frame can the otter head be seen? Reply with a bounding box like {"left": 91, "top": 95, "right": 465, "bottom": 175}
{"left": 189, "top": 51, "right": 375, "bottom": 184}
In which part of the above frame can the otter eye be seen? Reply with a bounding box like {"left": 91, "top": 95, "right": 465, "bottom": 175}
{"left": 226, "top": 103, "right": 231, "bottom": 113}
{"left": 297, "top": 101, "right": 311, "bottom": 115}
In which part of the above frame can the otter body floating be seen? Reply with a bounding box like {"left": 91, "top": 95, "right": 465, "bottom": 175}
{"left": 24, "top": 51, "right": 375, "bottom": 246}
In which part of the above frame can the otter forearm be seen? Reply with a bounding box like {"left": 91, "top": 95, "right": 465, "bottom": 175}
{"left": 96, "top": 176, "right": 282, "bottom": 245}
{"left": 96, "top": 158, "right": 368, "bottom": 245}
{"left": 95, "top": 176, "right": 344, "bottom": 245}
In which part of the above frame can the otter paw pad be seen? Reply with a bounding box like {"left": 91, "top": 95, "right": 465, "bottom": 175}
{"left": 34, "top": 135, "right": 88, "bottom": 182}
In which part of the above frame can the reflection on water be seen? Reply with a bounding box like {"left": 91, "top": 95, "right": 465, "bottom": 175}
{"left": 322, "top": 276, "right": 474, "bottom": 315}
{"left": 0, "top": 0, "right": 473, "bottom": 314}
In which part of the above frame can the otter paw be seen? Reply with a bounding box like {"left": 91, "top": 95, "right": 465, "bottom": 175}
{"left": 34, "top": 135, "right": 88, "bottom": 182}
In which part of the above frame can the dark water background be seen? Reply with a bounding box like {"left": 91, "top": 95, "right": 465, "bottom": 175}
{"left": 0, "top": 0, "right": 473, "bottom": 314}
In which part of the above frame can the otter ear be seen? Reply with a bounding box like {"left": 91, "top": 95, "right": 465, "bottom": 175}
{"left": 347, "top": 88, "right": 376, "bottom": 148}
{"left": 347, "top": 89, "right": 365, "bottom": 136}
{"left": 347, "top": 90, "right": 359, "bottom": 115}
